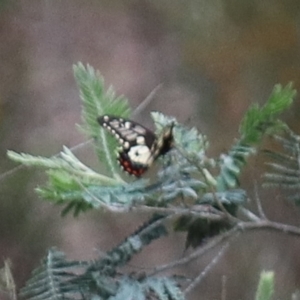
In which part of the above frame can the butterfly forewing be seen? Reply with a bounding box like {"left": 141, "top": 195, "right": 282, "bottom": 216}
{"left": 98, "top": 116, "right": 156, "bottom": 147}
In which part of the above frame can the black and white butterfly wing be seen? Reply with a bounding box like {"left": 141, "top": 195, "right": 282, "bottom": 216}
{"left": 98, "top": 115, "right": 157, "bottom": 176}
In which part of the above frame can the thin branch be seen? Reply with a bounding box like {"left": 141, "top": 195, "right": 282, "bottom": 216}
{"left": 149, "top": 227, "right": 240, "bottom": 276}
{"left": 131, "top": 206, "right": 225, "bottom": 220}
{"left": 0, "top": 164, "right": 24, "bottom": 183}
{"left": 149, "top": 218, "right": 300, "bottom": 277}
{"left": 131, "top": 84, "right": 163, "bottom": 118}
{"left": 253, "top": 180, "right": 267, "bottom": 220}
{"left": 238, "top": 220, "right": 300, "bottom": 237}
{"left": 106, "top": 204, "right": 228, "bottom": 222}
{"left": 184, "top": 242, "right": 230, "bottom": 296}
{"left": 212, "top": 190, "right": 239, "bottom": 223}
{"left": 239, "top": 207, "right": 261, "bottom": 222}
{"left": 221, "top": 275, "right": 227, "bottom": 300}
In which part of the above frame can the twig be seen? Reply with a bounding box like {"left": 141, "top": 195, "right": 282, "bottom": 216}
{"left": 149, "top": 227, "right": 240, "bottom": 276}
{"left": 253, "top": 180, "right": 267, "bottom": 219}
{"left": 184, "top": 242, "right": 230, "bottom": 296}
{"left": 221, "top": 275, "right": 227, "bottom": 300}
{"left": 238, "top": 220, "right": 300, "bottom": 237}
{"left": 239, "top": 207, "right": 261, "bottom": 222}
{"left": 149, "top": 218, "right": 300, "bottom": 277}
{"left": 131, "top": 84, "right": 163, "bottom": 118}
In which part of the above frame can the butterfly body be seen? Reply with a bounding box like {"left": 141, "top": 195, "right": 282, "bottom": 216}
{"left": 98, "top": 115, "right": 174, "bottom": 176}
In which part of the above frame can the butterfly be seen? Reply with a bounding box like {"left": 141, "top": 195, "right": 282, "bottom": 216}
{"left": 97, "top": 115, "right": 174, "bottom": 177}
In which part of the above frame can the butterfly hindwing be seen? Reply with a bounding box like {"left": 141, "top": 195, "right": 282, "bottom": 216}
{"left": 97, "top": 115, "right": 174, "bottom": 177}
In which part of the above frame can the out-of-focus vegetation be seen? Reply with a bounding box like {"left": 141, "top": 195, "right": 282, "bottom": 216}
{"left": 0, "top": 1, "right": 300, "bottom": 299}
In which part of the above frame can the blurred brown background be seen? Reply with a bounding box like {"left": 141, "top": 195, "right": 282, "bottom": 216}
{"left": 0, "top": 1, "right": 300, "bottom": 299}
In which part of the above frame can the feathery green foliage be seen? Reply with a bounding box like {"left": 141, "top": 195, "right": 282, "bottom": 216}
{"left": 8, "top": 147, "right": 119, "bottom": 215}
{"left": 7, "top": 66, "right": 296, "bottom": 241}
{"left": 255, "top": 271, "right": 275, "bottom": 300}
{"left": 240, "top": 83, "right": 295, "bottom": 144}
{"left": 20, "top": 215, "right": 172, "bottom": 300}
{"left": 19, "top": 248, "right": 88, "bottom": 300}
{"left": 7, "top": 147, "right": 114, "bottom": 185}
{"left": 199, "top": 189, "right": 247, "bottom": 214}
{"left": 217, "top": 83, "right": 296, "bottom": 191}
{"left": 10, "top": 69, "right": 295, "bottom": 216}
{"left": 263, "top": 128, "right": 300, "bottom": 204}
{"left": 74, "top": 63, "right": 130, "bottom": 180}
{"left": 7, "top": 63, "right": 299, "bottom": 299}
{"left": 74, "top": 63, "right": 130, "bottom": 137}
{"left": 110, "top": 276, "right": 184, "bottom": 300}
{"left": 217, "top": 143, "right": 256, "bottom": 190}
{"left": 174, "top": 189, "right": 246, "bottom": 248}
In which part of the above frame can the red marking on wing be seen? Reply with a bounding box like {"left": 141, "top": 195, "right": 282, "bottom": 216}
{"left": 118, "top": 153, "right": 148, "bottom": 177}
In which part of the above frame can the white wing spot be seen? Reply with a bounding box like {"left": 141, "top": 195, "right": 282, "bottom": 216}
{"left": 136, "top": 136, "right": 146, "bottom": 145}
{"left": 128, "top": 145, "right": 152, "bottom": 164}
{"left": 125, "top": 122, "right": 131, "bottom": 129}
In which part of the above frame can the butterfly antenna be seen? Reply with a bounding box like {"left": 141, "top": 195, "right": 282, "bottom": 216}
{"left": 132, "top": 84, "right": 163, "bottom": 118}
